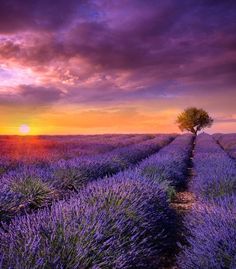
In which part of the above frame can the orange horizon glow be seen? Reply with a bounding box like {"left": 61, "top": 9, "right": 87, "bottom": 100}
{"left": 0, "top": 107, "right": 235, "bottom": 135}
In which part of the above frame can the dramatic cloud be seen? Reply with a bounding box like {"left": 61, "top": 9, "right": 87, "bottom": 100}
{"left": 0, "top": 0, "right": 235, "bottom": 134}
{"left": 0, "top": 85, "right": 63, "bottom": 106}
{"left": 0, "top": 0, "right": 85, "bottom": 33}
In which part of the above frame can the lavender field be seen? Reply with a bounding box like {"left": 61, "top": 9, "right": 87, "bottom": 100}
{"left": 0, "top": 133, "right": 235, "bottom": 269}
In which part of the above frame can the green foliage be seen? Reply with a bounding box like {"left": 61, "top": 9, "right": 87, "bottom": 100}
{"left": 141, "top": 166, "right": 177, "bottom": 201}
{"left": 176, "top": 107, "right": 213, "bottom": 134}
{"left": 54, "top": 167, "right": 89, "bottom": 191}
{"left": 141, "top": 165, "right": 168, "bottom": 183}
{"left": 0, "top": 167, "right": 6, "bottom": 176}
{"left": 167, "top": 186, "right": 177, "bottom": 202}
{"left": 201, "top": 176, "right": 236, "bottom": 200}
{"left": 10, "top": 177, "right": 53, "bottom": 208}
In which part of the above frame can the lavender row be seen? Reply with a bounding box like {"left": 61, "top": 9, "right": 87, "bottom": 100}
{"left": 111, "top": 133, "right": 194, "bottom": 199}
{"left": 178, "top": 134, "right": 236, "bottom": 269}
{"left": 0, "top": 134, "right": 156, "bottom": 182}
{"left": 51, "top": 134, "right": 175, "bottom": 191}
{"left": 0, "top": 134, "right": 155, "bottom": 173}
{"left": 0, "top": 135, "right": 174, "bottom": 223}
{"left": 213, "top": 133, "right": 236, "bottom": 159}
{"left": 0, "top": 134, "right": 194, "bottom": 268}
{"left": 137, "top": 133, "right": 194, "bottom": 189}
{"left": 190, "top": 134, "right": 236, "bottom": 201}
{"left": 0, "top": 134, "right": 136, "bottom": 175}
{"left": 59, "top": 134, "right": 157, "bottom": 159}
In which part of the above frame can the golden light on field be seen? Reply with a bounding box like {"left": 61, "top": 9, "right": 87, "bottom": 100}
{"left": 19, "top": 124, "right": 30, "bottom": 135}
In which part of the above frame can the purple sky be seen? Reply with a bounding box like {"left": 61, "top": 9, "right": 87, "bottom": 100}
{"left": 0, "top": 0, "right": 235, "bottom": 134}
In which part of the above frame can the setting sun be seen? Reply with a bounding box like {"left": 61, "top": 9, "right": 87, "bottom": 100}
{"left": 19, "top": 124, "right": 30, "bottom": 135}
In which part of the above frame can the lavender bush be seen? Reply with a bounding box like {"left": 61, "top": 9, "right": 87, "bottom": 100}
{"left": 0, "top": 167, "right": 57, "bottom": 222}
{"left": 0, "top": 175, "right": 176, "bottom": 269}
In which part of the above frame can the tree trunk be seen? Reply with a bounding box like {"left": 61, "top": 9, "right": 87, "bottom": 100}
{"left": 191, "top": 128, "right": 197, "bottom": 136}
{"left": 190, "top": 128, "right": 197, "bottom": 135}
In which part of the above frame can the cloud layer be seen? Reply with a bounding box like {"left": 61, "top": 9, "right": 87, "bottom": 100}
{"left": 0, "top": 0, "right": 235, "bottom": 133}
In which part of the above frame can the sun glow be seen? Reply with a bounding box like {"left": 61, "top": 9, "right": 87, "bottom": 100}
{"left": 19, "top": 124, "right": 30, "bottom": 135}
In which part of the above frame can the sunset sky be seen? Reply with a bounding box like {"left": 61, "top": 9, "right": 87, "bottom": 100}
{"left": 0, "top": 0, "right": 235, "bottom": 134}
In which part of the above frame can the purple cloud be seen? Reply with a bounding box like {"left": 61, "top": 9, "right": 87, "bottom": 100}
{"left": 0, "top": 85, "right": 64, "bottom": 106}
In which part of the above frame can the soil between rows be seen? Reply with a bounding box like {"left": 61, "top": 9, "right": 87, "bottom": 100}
{"left": 160, "top": 141, "right": 196, "bottom": 269}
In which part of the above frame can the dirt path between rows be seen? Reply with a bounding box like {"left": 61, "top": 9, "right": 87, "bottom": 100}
{"left": 171, "top": 190, "right": 195, "bottom": 213}
{"left": 162, "top": 140, "right": 196, "bottom": 269}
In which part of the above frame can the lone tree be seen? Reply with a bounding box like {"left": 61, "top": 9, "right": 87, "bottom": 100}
{"left": 176, "top": 107, "right": 213, "bottom": 135}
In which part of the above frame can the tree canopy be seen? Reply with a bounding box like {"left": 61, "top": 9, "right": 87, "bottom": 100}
{"left": 176, "top": 107, "right": 213, "bottom": 135}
